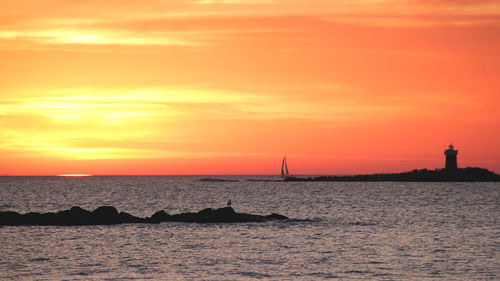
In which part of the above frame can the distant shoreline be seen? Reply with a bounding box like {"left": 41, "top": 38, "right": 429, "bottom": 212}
{"left": 2, "top": 168, "right": 500, "bottom": 182}
{"left": 284, "top": 167, "right": 500, "bottom": 182}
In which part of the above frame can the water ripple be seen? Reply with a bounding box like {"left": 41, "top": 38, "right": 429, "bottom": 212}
{"left": 0, "top": 177, "right": 498, "bottom": 280}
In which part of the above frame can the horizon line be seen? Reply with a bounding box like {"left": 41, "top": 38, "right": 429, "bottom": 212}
{"left": 1, "top": 166, "right": 493, "bottom": 177}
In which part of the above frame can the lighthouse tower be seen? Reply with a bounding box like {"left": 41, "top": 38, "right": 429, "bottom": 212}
{"left": 444, "top": 144, "right": 458, "bottom": 170}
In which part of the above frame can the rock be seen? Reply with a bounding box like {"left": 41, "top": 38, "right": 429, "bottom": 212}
{"left": 192, "top": 207, "right": 236, "bottom": 223}
{"left": 25, "top": 212, "right": 46, "bottom": 225}
{"left": 70, "top": 206, "right": 92, "bottom": 218}
{"left": 118, "top": 212, "right": 144, "bottom": 224}
{"left": 147, "top": 210, "right": 171, "bottom": 223}
{"left": 197, "top": 208, "right": 214, "bottom": 216}
{"left": 91, "top": 206, "right": 119, "bottom": 225}
{"left": 171, "top": 212, "right": 197, "bottom": 223}
{"left": 92, "top": 206, "right": 118, "bottom": 217}
{"left": 0, "top": 206, "right": 289, "bottom": 226}
{"left": 55, "top": 206, "right": 92, "bottom": 225}
{"left": 0, "top": 211, "right": 23, "bottom": 226}
{"left": 266, "top": 213, "right": 289, "bottom": 220}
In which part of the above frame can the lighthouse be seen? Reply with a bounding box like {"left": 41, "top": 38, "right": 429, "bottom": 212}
{"left": 444, "top": 144, "right": 458, "bottom": 170}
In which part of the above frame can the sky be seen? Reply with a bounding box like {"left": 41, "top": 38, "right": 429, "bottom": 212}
{"left": 1, "top": 0, "right": 499, "bottom": 175}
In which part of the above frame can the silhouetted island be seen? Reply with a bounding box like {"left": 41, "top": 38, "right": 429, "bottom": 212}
{"left": 0, "top": 206, "right": 288, "bottom": 226}
{"left": 283, "top": 145, "right": 500, "bottom": 182}
{"left": 197, "top": 178, "right": 239, "bottom": 182}
{"left": 284, "top": 167, "right": 500, "bottom": 182}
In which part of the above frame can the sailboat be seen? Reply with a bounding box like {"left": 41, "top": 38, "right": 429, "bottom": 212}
{"left": 281, "top": 155, "right": 290, "bottom": 179}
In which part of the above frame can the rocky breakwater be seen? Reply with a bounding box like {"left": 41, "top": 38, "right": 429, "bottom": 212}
{"left": 0, "top": 206, "right": 289, "bottom": 226}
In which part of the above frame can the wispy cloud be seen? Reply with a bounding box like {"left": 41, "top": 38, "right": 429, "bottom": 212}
{"left": 1, "top": 0, "right": 498, "bottom": 50}
{"left": 0, "top": 28, "right": 197, "bottom": 48}
{"left": 322, "top": 13, "right": 500, "bottom": 26}
{"left": 2, "top": 85, "right": 445, "bottom": 160}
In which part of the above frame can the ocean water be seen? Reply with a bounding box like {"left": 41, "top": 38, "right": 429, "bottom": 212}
{"left": 0, "top": 176, "right": 498, "bottom": 280}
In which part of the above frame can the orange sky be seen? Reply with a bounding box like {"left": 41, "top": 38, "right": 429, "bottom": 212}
{"left": 1, "top": 0, "right": 499, "bottom": 175}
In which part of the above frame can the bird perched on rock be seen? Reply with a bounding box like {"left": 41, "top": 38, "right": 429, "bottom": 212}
{"left": 227, "top": 199, "right": 231, "bottom": 206}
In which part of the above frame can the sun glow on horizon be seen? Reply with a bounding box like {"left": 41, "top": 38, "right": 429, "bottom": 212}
{"left": 58, "top": 174, "right": 92, "bottom": 177}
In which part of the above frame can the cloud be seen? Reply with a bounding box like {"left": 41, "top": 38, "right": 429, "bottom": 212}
{"left": 0, "top": 84, "right": 431, "bottom": 160}
{"left": 0, "top": 28, "right": 198, "bottom": 48}
{"left": 322, "top": 13, "right": 500, "bottom": 26}
{"left": 1, "top": 0, "right": 499, "bottom": 51}
{"left": 411, "top": 0, "right": 500, "bottom": 6}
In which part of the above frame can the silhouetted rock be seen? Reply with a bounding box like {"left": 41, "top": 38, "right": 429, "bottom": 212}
{"left": 118, "top": 211, "right": 144, "bottom": 224}
{"left": 190, "top": 206, "right": 253, "bottom": 223}
{"left": 0, "top": 206, "right": 289, "bottom": 226}
{"left": 147, "top": 210, "right": 171, "bottom": 223}
{"left": 91, "top": 206, "right": 119, "bottom": 225}
{"left": 266, "top": 213, "right": 289, "bottom": 220}
{"left": 0, "top": 211, "right": 23, "bottom": 226}
{"left": 55, "top": 206, "right": 92, "bottom": 225}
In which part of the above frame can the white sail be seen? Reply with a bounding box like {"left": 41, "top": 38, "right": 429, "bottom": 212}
{"left": 281, "top": 157, "right": 286, "bottom": 178}
{"left": 281, "top": 155, "right": 289, "bottom": 178}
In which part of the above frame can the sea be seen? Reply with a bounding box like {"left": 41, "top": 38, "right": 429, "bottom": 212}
{"left": 0, "top": 176, "right": 498, "bottom": 280}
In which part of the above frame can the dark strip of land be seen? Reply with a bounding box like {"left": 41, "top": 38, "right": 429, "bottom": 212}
{"left": 0, "top": 206, "right": 288, "bottom": 226}
{"left": 285, "top": 167, "right": 500, "bottom": 182}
